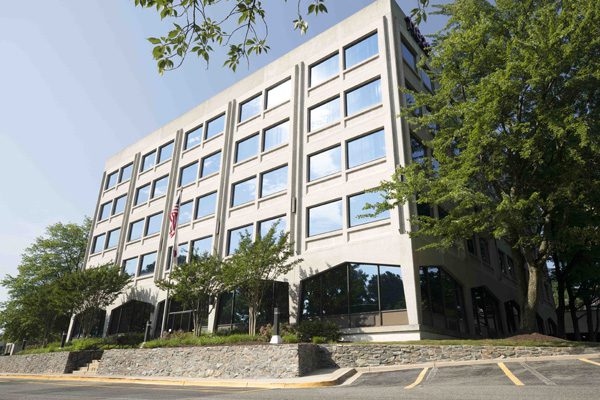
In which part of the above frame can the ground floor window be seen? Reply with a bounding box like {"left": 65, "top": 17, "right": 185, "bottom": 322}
{"left": 107, "top": 300, "right": 154, "bottom": 335}
{"left": 419, "top": 266, "right": 467, "bottom": 334}
{"left": 471, "top": 286, "right": 503, "bottom": 338}
{"left": 505, "top": 300, "right": 521, "bottom": 334}
{"left": 300, "top": 262, "right": 407, "bottom": 328}
{"left": 72, "top": 308, "right": 106, "bottom": 338}
{"left": 153, "top": 299, "right": 208, "bottom": 337}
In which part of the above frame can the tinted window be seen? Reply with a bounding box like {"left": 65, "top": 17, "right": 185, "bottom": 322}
{"left": 479, "top": 238, "right": 490, "bottom": 264}
{"left": 157, "top": 141, "right": 174, "bottom": 163}
{"left": 228, "top": 225, "right": 253, "bottom": 255}
{"left": 128, "top": 219, "right": 144, "bottom": 241}
{"left": 239, "top": 95, "right": 262, "bottom": 122}
{"left": 347, "top": 130, "right": 385, "bottom": 168}
{"left": 196, "top": 192, "right": 217, "bottom": 219}
{"left": 178, "top": 243, "right": 189, "bottom": 265}
{"left": 349, "top": 191, "right": 389, "bottom": 227}
{"left": 184, "top": 126, "right": 202, "bottom": 150}
{"left": 349, "top": 264, "right": 379, "bottom": 313}
{"left": 205, "top": 114, "right": 225, "bottom": 139}
{"left": 235, "top": 134, "right": 259, "bottom": 163}
{"left": 139, "top": 252, "right": 157, "bottom": 276}
{"left": 410, "top": 134, "right": 426, "bottom": 163}
{"left": 401, "top": 42, "right": 416, "bottom": 70}
{"left": 92, "top": 234, "right": 105, "bottom": 254}
{"left": 141, "top": 150, "right": 156, "bottom": 172}
{"left": 99, "top": 201, "right": 111, "bottom": 221}
{"left": 112, "top": 195, "right": 127, "bottom": 215}
{"left": 123, "top": 257, "right": 138, "bottom": 276}
{"left": 266, "top": 79, "right": 291, "bottom": 109}
{"left": 179, "top": 162, "right": 198, "bottom": 187}
{"left": 119, "top": 163, "right": 133, "bottom": 183}
{"left": 191, "top": 236, "right": 212, "bottom": 257}
{"left": 308, "top": 200, "right": 342, "bottom": 236}
{"left": 201, "top": 151, "right": 221, "bottom": 177}
{"left": 232, "top": 177, "right": 256, "bottom": 207}
{"left": 263, "top": 120, "right": 289, "bottom": 151}
{"left": 345, "top": 79, "right": 382, "bottom": 116}
{"left": 105, "top": 171, "right": 118, "bottom": 190}
{"left": 309, "top": 97, "right": 340, "bottom": 131}
{"left": 259, "top": 216, "right": 286, "bottom": 238}
{"left": 310, "top": 53, "right": 339, "bottom": 86}
{"left": 106, "top": 228, "right": 120, "bottom": 249}
{"left": 308, "top": 146, "right": 341, "bottom": 181}
{"left": 135, "top": 184, "right": 150, "bottom": 205}
{"left": 151, "top": 175, "right": 169, "bottom": 198}
{"left": 260, "top": 165, "right": 287, "bottom": 197}
{"left": 178, "top": 200, "right": 193, "bottom": 225}
{"left": 379, "top": 265, "right": 406, "bottom": 310}
{"left": 344, "top": 33, "right": 378, "bottom": 68}
{"left": 145, "top": 212, "right": 163, "bottom": 236}
{"left": 421, "top": 69, "right": 433, "bottom": 91}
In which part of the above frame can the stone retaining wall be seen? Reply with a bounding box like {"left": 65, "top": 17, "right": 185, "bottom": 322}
{"left": 0, "top": 351, "right": 102, "bottom": 374}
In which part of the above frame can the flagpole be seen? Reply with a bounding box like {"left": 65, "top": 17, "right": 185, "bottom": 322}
{"left": 160, "top": 189, "right": 181, "bottom": 337}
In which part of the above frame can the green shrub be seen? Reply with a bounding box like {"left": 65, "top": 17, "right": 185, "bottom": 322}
{"left": 143, "top": 332, "right": 268, "bottom": 348}
{"left": 311, "top": 336, "right": 327, "bottom": 344}
{"left": 282, "top": 334, "right": 299, "bottom": 344}
{"left": 297, "top": 320, "right": 340, "bottom": 343}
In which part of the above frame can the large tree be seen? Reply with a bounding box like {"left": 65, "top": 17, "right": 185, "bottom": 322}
{"left": 372, "top": 0, "right": 600, "bottom": 331}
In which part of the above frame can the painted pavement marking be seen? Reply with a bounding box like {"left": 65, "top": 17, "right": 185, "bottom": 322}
{"left": 497, "top": 362, "right": 524, "bottom": 386}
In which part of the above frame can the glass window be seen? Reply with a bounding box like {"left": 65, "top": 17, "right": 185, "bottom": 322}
{"left": 349, "top": 191, "right": 390, "bottom": 227}
{"left": 308, "top": 146, "right": 341, "bottom": 181}
{"left": 157, "top": 141, "right": 174, "bottom": 163}
{"left": 177, "top": 242, "right": 189, "bottom": 265}
{"left": 184, "top": 126, "right": 202, "bottom": 150}
{"left": 260, "top": 165, "right": 288, "bottom": 197}
{"left": 322, "top": 266, "right": 348, "bottom": 316}
{"left": 347, "top": 129, "right": 386, "bottom": 168}
{"left": 201, "top": 151, "right": 221, "bottom": 177}
{"left": 128, "top": 219, "right": 144, "bottom": 241}
{"left": 179, "top": 162, "right": 198, "bottom": 187}
{"left": 310, "top": 53, "right": 339, "bottom": 87}
{"left": 401, "top": 41, "right": 417, "bottom": 70}
{"left": 349, "top": 264, "right": 379, "bottom": 313}
{"left": 139, "top": 252, "right": 157, "bottom": 276}
{"left": 404, "top": 83, "right": 421, "bottom": 115}
{"left": 235, "top": 134, "right": 259, "bottom": 163}
{"left": 123, "top": 257, "right": 138, "bottom": 276}
{"left": 106, "top": 228, "right": 120, "bottom": 249}
{"left": 345, "top": 79, "right": 382, "bottom": 116}
{"left": 308, "top": 200, "right": 342, "bottom": 236}
{"left": 479, "top": 238, "right": 490, "bottom": 264}
{"left": 119, "top": 163, "right": 133, "bottom": 183}
{"left": 99, "top": 201, "right": 111, "bottom": 221}
{"left": 498, "top": 250, "right": 507, "bottom": 275}
{"left": 344, "top": 32, "right": 378, "bottom": 69}
{"left": 105, "top": 171, "right": 118, "bottom": 190}
{"left": 263, "top": 120, "right": 289, "bottom": 151}
{"left": 266, "top": 79, "right": 291, "bottom": 109}
{"left": 421, "top": 69, "right": 433, "bottom": 92}
{"left": 205, "top": 114, "right": 225, "bottom": 139}
{"left": 228, "top": 224, "right": 253, "bottom": 255}
{"left": 135, "top": 183, "right": 151, "bottom": 205}
{"left": 410, "top": 134, "right": 426, "bottom": 163}
{"left": 259, "top": 216, "right": 286, "bottom": 238}
{"left": 191, "top": 236, "right": 212, "bottom": 258}
{"left": 178, "top": 200, "right": 193, "bottom": 225}
{"left": 239, "top": 95, "right": 262, "bottom": 122}
{"left": 467, "top": 236, "right": 477, "bottom": 255}
{"left": 379, "top": 265, "right": 406, "bottom": 310}
{"left": 195, "top": 192, "right": 217, "bottom": 219}
{"left": 112, "top": 195, "right": 127, "bottom": 215}
{"left": 92, "top": 234, "right": 106, "bottom": 254}
{"left": 151, "top": 175, "right": 169, "bottom": 198}
{"left": 145, "top": 212, "right": 163, "bottom": 236}
{"left": 231, "top": 177, "right": 256, "bottom": 207}
{"left": 141, "top": 150, "right": 156, "bottom": 172}
{"left": 309, "top": 97, "right": 340, "bottom": 132}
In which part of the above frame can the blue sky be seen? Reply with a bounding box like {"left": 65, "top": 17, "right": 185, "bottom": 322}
{"left": 0, "top": 0, "right": 448, "bottom": 302}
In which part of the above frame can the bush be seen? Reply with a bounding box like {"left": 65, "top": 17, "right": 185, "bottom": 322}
{"left": 282, "top": 334, "right": 299, "bottom": 344}
{"left": 297, "top": 320, "right": 340, "bottom": 343}
{"left": 311, "top": 336, "right": 327, "bottom": 344}
{"left": 144, "top": 332, "right": 268, "bottom": 348}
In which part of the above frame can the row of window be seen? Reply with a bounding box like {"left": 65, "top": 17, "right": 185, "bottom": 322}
{"left": 128, "top": 212, "right": 163, "bottom": 242}
{"left": 166, "top": 236, "right": 213, "bottom": 268}
{"left": 123, "top": 252, "right": 157, "bottom": 277}
{"left": 141, "top": 141, "right": 174, "bottom": 173}
{"left": 135, "top": 175, "right": 169, "bottom": 206}
{"left": 466, "top": 235, "right": 515, "bottom": 279}
{"left": 105, "top": 163, "right": 133, "bottom": 191}
{"left": 184, "top": 113, "right": 226, "bottom": 151}
{"left": 231, "top": 165, "right": 288, "bottom": 207}
{"left": 419, "top": 265, "right": 467, "bottom": 334}
{"left": 177, "top": 192, "right": 217, "bottom": 225}
{"left": 235, "top": 120, "right": 289, "bottom": 163}
{"left": 179, "top": 151, "right": 221, "bottom": 187}
{"left": 91, "top": 227, "right": 121, "bottom": 254}
{"left": 98, "top": 194, "right": 127, "bottom": 222}
{"left": 400, "top": 39, "right": 433, "bottom": 92}
{"left": 239, "top": 79, "right": 292, "bottom": 123}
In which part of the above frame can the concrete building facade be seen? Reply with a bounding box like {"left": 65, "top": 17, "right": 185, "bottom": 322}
{"left": 81, "top": 0, "right": 555, "bottom": 341}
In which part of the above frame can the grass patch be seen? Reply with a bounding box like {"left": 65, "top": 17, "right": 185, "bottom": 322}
{"left": 18, "top": 334, "right": 144, "bottom": 355}
{"left": 143, "top": 333, "right": 268, "bottom": 348}
{"left": 339, "top": 339, "right": 599, "bottom": 348}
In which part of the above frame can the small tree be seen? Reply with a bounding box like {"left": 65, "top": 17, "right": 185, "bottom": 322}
{"left": 156, "top": 253, "right": 226, "bottom": 336}
{"left": 225, "top": 223, "right": 301, "bottom": 335}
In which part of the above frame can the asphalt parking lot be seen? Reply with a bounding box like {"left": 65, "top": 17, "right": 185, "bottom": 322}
{"left": 0, "top": 357, "right": 599, "bottom": 399}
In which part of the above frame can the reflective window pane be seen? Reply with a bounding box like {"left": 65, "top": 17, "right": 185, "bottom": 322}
{"left": 201, "top": 151, "right": 221, "bottom": 177}
{"left": 119, "top": 163, "right": 133, "bottom": 183}
{"left": 310, "top": 53, "right": 339, "bottom": 87}
{"left": 105, "top": 171, "right": 118, "bottom": 189}
{"left": 232, "top": 177, "right": 256, "bottom": 207}
{"left": 178, "top": 201, "right": 193, "bottom": 225}
{"left": 345, "top": 79, "right": 382, "bottom": 116}
{"left": 123, "top": 257, "right": 138, "bottom": 276}
{"left": 263, "top": 120, "right": 289, "bottom": 151}
{"left": 151, "top": 175, "right": 169, "bottom": 198}
{"left": 157, "top": 141, "right": 174, "bottom": 163}
{"left": 260, "top": 165, "right": 287, "bottom": 197}
{"left": 259, "top": 216, "right": 286, "bottom": 238}
{"left": 178, "top": 243, "right": 189, "bottom": 265}
{"left": 410, "top": 134, "right": 426, "bottom": 163}
{"left": 184, "top": 126, "right": 202, "bottom": 150}
{"left": 308, "top": 146, "right": 341, "bottom": 181}
{"left": 239, "top": 95, "right": 262, "bottom": 122}
{"left": 349, "top": 264, "right": 378, "bottom": 313}
{"left": 196, "top": 192, "right": 217, "bottom": 219}
{"left": 228, "top": 224, "right": 254, "bottom": 255}
{"left": 322, "top": 266, "right": 348, "bottom": 316}
{"left": 205, "top": 114, "right": 225, "bottom": 139}
{"left": 349, "top": 191, "right": 390, "bottom": 227}
{"left": 347, "top": 130, "right": 386, "bottom": 168}
{"left": 344, "top": 33, "right": 378, "bottom": 69}
{"left": 145, "top": 212, "right": 163, "bottom": 236}
{"left": 191, "top": 236, "right": 212, "bottom": 257}
{"left": 128, "top": 219, "right": 144, "bottom": 241}
{"left": 235, "top": 134, "right": 259, "bottom": 163}
{"left": 179, "top": 162, "right": 198, "bottom": 187}
{"left": 309, "top": 97, "right": 340, "bottom": 131}
{"left": 139, "top": 252, "right": 157, "bottom": 276}
{"left": 308, "top": 200, "right": 342, "bottom": 236}
{"left": 106, "top": 228, "right": 120, "bottom": 249}
{"left": 99, "top": 201, "right": 111, "bottom": 221}
{"left": 135, "top": 184, "right": 151, "bottom": 205}
{"left": 141, "top": 150, "right": 156, "bottom": 172}
{"left": 266, "top": 79, "right": 291, "bottom": 109}
{"left": 112, "top": 195, "right": 127, "bottom": 215}
{"left": 379, "top": 266, "right": 406, "bottom": 310}
{"left": 92, "top": 234, "right": 105, "bottom": 254}
{"left": 401, "top": 42, "right": 416, "bottom": 70}
{"left": 421, "top": 69, "right": 433, "bottom": 92}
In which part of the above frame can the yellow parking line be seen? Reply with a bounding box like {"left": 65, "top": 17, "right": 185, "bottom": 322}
{"left": 579, "top": 358, "right": 600, "bottom": 367}
{"left": 404, "top": 367, "right": 429, "bottom": 389}
{"left": 498, "top": 362, "right": 524, "bottom": 386}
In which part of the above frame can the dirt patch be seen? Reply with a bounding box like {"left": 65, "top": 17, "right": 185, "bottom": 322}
{"left": 507, "top": 332, "right": 566, "bottom": 342}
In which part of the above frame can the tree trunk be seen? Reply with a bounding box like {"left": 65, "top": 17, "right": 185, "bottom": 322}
{"left": 193, "top": 311, "right": 203, "bottom": 337}
{"left": 555, "top": 269, "right": 567, "bottom": 339}
{"left": 566, "top": 284, "right": 581, "bottom": 341}
{"left": 522, "top": 260, "right": 543, "bottom": 332}
{"left": 248, "top": 306, "right": 256, "bottom": 336}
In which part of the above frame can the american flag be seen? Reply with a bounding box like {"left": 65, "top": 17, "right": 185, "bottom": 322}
{"left": 169, "top": 192, "right": 181, "bottom": 238}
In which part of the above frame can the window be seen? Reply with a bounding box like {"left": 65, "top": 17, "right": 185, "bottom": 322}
{"left": 410, "top": 134, "right": 426, "bottom": 163}
{"left": 141, "top": 150, "right": 156, "bottom": 172}
{"left": 347, "top": 129, "right": 386, "bottom": 168}
{"left": 310, "top": 53, "right": 339, "bottom": 87}
{"left": 191, "top": 236, "right": 212, "bottom": 258}
{"left": 128, "top": 219, "right": 144, "bottom": 241}
{"left": 507, "top": 256, "right": 516, "bottom": 278}
{"left": 99, "top": 201, "right": 111, "bottom": 221}
{"left": 266, "top": 79, "right": 291, "bottom": 109}
{"left": 151, "top": 175, "right": 169, "bottom": 198}
{"left": 178, "top": 201, "right": 193, "bottom": 225}
{"left": 123, "top": 257, "right": 138, "bottom": 276}
{"left": 421, "top": 69, "right": 433, "bottom": 92}
{"left": 401, "top": 41, "right": 417, "bottom": 70}
{"left": 309, "top": 97, "right": 340, "bottom": 131}
{"left": 145, "top": 212, "right": 163, "bottom": 236}
{"left": 135, "top": 184, "right": 151, "bottom": 205}
{"left": 344, "top": 32, "right": 378, "bottom": 69}
{"left": 404, "top": 83, "right": 420, "bottom": 115}
{"left": 263, "top": 120, "right": 289, "bottom": 151}
{"left": 259, "top": 216, "right": 286, "bottom": 238}
{"left": 498, "top": 250, "right": 508, "bottom": 275}
{"left": 235, "top": 134, "right": 259, "bottom": 163}
{"left": 308, "top": 146, "right": 341, "bottom": 181}
{"left": 105, "top": 171, "right": 118, "bottom": 190}
{"left": 471, "top": 286, "right": 503, "bottom": 337}
{"left": 231, "top": 177, "right": 256, "bottom": 207}
{"left": 179, "top": 162, "right": 198, "bottom": 187}
{"left": 345, "top": 79, "right": 381, "bottom": 116}
{"left": 106, "top": 228, "right": 120, "bottom": 249}
{"left": 200, "top": 151, "right": 221, "bottom": 177}
{"left": 139, "top": 252, "right": 157, "bottom": 276}
{"left": 348, "top": 191, "right": 389, "bottom": 227}
{"left": 119, "top": 163, "right": 133, "bottom": 183}
{"left": 195, "top": 192, "right": 217, "bottom": 219}
{"left": 184, "top": 126, "right": 202, "bottom": 150}
{"left": 178, "top": 243, "right": 189, "bottom": 265}
{"left": 239, "top": 95, "right": 262, "bottom": 122}
{"left": 112, "top": 195, "right": 127, "bottom": 215}
{"left": 91, "top": 234, "right": 106, "bottom": 254}
{"left": 479, "top": 238, "right": 490, "bottom": 264}
{"left": 157, "top": 141, "right": 174, "bottom": 163}
{"left": 420, "top": 266, "right": 467, "bottom": 333}
{"left": 227, "top": 224, "right": 253, "bottom": 255}
{"left": 466, "top": 236, "right": 477, "bottom": 255}
{"left": 308, "top": 200, "right": 342, "bottom": 236}
{"left": 260, "top": 165, "right": 287, "bottom": 197}
{"left": 205, "top": 114, "right": 225, "bottom": 139}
